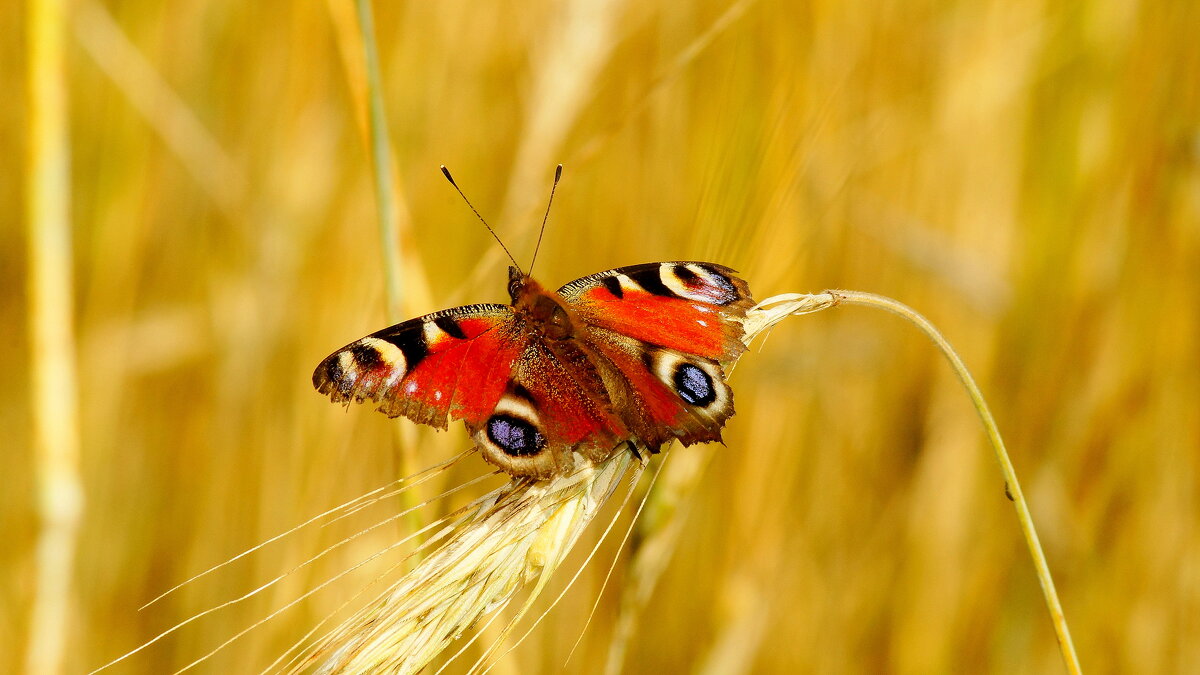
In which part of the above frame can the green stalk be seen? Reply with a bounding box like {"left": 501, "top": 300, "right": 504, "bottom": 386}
{"left": 831, "top": 290, "right": 1082, "bottom": 675}
{"left": 352, "top": 0, "right": 422, "bottom": 535}
{"left": 354, "top": 0, "right": 403, "bottom": 324}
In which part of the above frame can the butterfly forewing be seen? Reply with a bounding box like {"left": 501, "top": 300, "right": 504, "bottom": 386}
{"left": 558, "top": 261, "right": 753, "bottom": 362}
{"left": 313, "top": 304, "right": 523, "bottom": 429}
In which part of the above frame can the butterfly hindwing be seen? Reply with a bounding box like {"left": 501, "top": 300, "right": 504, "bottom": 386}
{"left": 313, "top": 304, "right": 525, "bottom": 429}
{"left": 559, "top": 261, "right": 753, "bottom": 449}
{"left": 468, "top": 337, "right": 628, "bottom": 477}
{"left": 583, "top": 329, "right": 736, "bottom": 448}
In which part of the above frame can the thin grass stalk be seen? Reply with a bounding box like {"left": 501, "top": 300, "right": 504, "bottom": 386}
{"left": 602, "top": 447, "right": 713, "bottom": 675}
{"left": 829, "top": 290, "right": 1082, "bottom": 675}
{"left": 570, "top": 0, "right": 756, "bottom": 167}
{"left": 71, "top": 0, "right": 243, "bottom": 215}
{"left": 353, "top": 0, "right": 403, "bottom": 324}
{"left": 351, "top": 0, "right": 426, "bottom": 530}
{"left": 25, "top": 0, "right": 84, "bottom": 672}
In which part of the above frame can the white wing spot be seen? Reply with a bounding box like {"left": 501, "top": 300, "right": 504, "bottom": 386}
{"left": 659, "top": 263, "right": 691, "bottom": 299}
{"left": 617, "top": 274, "right": 642, "bottom": 295}
{"left": 493, "top": 394, "right": 541, "bottom": 426}
{"left": 360, "top": 337, "right": 408, "bottom": 375}
{"left": 423, "top": 321, "right": 445, "bottom": 346}
{"left": 336, "top": 351, "right": 357, "bottom": 381}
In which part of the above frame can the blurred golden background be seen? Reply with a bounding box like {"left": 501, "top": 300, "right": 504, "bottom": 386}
{"left": 6, "top": 0, "right": 1199, "bottom": 672}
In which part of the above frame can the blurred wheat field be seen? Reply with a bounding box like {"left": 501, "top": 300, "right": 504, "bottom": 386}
{"left": 6, "top": 0, "right": 1200, "bottom": 672}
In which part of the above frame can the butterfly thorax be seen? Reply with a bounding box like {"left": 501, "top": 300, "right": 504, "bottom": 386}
{"left": 508, "top": 269, "right": 577, "bottom": 341}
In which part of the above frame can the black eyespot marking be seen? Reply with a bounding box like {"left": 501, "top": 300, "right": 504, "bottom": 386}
{"left": 640, "top": 349, "right": 656, "bottom": 372}
{"left": 350, "top": 343, "right": 381, "bottom": 369}
{"left": 704, "top": 269, "right": 739, "bottom": 305}
{"left": 381, "top": 325, "right": 428, "bottom": 371}
{"left": 673, "top": 265, "right": 700, "bottom": 284}
{"left": 602, "top": 276, "right": 624, "bottom": 299}
{"left": 434, "top": 316, "right": 467, "bottom": 340}
{"left": 511, "top": 384, "right": 537, "bottom": 403}
{"left": 322, "top": 357, "right": 346, "bottom": 390}
{"left": 629, "top": 267, "right": 673, "bottom": 297}
{"left": 674, "top": 363, "right": 716, "bottom": 406}
{"left": 486, "top": 414, "right": 546, "bottom": 456}
{"left": 675, "top": 265, "right": 738, "bottom": 305}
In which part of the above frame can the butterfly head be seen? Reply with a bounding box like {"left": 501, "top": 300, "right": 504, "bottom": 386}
{"left": 507, "top": 266, "right": 576, "bottom": 341}
{"left": 506, "top": 266, "right": 527, "bottom": 302}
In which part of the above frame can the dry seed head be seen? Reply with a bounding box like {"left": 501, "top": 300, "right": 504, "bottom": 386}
{"left": 741, "top": 292, "right": 840, "bottom": 341}
{"left": 307, "top": 453, "right": 638, "bottom": 674}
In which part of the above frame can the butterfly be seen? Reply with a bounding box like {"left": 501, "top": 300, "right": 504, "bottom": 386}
{"left": 313, "top": 170, "right": 754, "bottom": 478}
{"left": 314, "top": 261, "right": 753, "bottom": 478}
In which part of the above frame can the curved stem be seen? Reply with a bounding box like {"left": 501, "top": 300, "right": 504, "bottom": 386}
{"left": 830, "top": 290, "right": 1081, "bottom": 675}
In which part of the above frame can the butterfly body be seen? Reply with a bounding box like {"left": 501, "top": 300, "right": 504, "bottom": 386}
{"left": 314, "top": 262, "right": 753, "bottom": 478}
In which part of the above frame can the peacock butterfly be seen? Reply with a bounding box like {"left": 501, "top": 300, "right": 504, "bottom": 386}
{"left": 313, "top": 169, "right": 754, "bottom": 478}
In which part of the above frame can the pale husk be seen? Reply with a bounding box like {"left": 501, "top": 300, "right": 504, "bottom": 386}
{"left": 306, "top": 453, "right": 637, "bottom": 674}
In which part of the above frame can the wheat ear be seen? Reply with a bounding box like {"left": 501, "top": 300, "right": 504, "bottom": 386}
{"left": 303, "top": 452, "right": 639, "bottom": 674}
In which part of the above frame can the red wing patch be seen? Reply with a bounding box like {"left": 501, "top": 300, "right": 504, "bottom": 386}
{"left": 577, "top": 290, "right": 730, "bottom": 357}
{"left": 592, "top": 339, "right": 682, "bottom": 427}
{"left": 313, "top": 305, "right": 524, "bottom": 429}
{"left": 559, "top": 261, "right": 753, "bottom": 362}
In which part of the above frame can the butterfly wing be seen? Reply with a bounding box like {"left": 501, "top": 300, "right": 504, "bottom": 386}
{"left": 313, "top": 301, "right": 629, "bottom": 478}
{"left": 558, "top": 261, "right": 754, "bottom": 450}
{"left": 464, "top": 337, "right": 630, "bottom": 477}
{"left": 313, "top": 304, "right": 526, "bottom": 430}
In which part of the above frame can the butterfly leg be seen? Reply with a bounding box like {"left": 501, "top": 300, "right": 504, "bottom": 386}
{"left": 624, "top": 440, "right": 658, "bottom": 464}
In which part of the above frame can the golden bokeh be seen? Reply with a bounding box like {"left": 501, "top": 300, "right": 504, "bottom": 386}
{"left": 6, "top": 0, "right": 1199, "bottom": 672}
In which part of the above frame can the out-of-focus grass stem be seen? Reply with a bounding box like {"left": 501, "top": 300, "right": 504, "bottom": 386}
{"left": 72, "top": 0, "right": 243, "bottom": 215}
{"left": 831, "top": 290, "right": 1082, "bottom": 675}
{"left": 352, "top": 0, "right": 423, "bottom": 539}
{"left": 354, "top": 0, "right": 403, "bottom": 324}
{"left": 25, "top": 0, "right": 84, "bottom": 672}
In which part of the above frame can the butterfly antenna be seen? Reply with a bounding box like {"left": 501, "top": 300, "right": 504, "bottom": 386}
{"left": 526, "top": 163, "right": 563, "bottom": 279}
{"left": 441, "top": 165, "right": 522, "bottom": 272}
